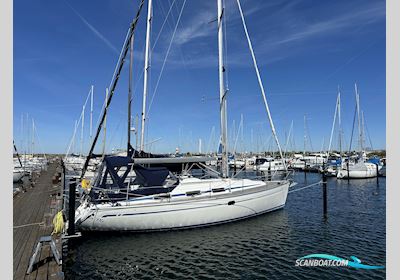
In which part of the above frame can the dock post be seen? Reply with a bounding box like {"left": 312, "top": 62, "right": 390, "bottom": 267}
{"left": 268, "top": 161, "right": 272, "bottom": 181}
{"left": 61, "top": 160, "right": 66, "bottom": 191}
{"left": 346, "top": 161, "right": 350, "bottom": 183}
{"left": 322, "top": 163, "right": 327, "bottom": 217}
{"left": 67, "top": 180, "right": 76, "bottom": 236}
{"left": 376, "top": 163, "right": 379, "bottom": 185}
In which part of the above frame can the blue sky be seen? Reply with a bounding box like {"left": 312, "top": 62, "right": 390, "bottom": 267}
{"left": 13, "top": 0, "right": 386, "bottom": 154}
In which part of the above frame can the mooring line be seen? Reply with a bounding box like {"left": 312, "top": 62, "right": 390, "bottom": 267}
{"left": 289, "top": 181, "right": 322, "bottom": 194}
{"left": 13, "top": 222, "right": 45, "bottom": 229}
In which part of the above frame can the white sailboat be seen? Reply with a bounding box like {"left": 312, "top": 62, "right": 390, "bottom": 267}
{"left": 337, "top": 159, "right": 379, "bottom": 179}
{"left": 337, "top": 83, "right": 380, "bottom": 179}
{"left": 322, "top": 87, "right": 343, "bottom": 177}
{"left": 75, "top": 0, "right": 292, "bottom": 232}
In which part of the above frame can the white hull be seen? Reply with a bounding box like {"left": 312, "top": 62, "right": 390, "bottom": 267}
{"left": 75, "top": 179, "right": 290, "bottom": 232}
{"left": 13, "top": 171, "right": 24, "bottom": 182}
{"left": 254, "top": 160, "right": 286, "bottom": 172}
{"left": 337, "top": 162, "right": 379, "bottom": 179}
{"left": 257, "top": 165, "right": 286, "bottom": 172}
{"left": 228, "top": 160, "right": 246, "bottom": 168}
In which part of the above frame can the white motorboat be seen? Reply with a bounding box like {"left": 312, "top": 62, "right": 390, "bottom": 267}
{"left": 253, "top": 157, "right": 286, "bottom": 172}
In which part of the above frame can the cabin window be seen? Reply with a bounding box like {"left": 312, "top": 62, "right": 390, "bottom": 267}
{"left": 186, "top": 190, "right": 201, "bottom": 196}
{"left": 155, "top": 193, "right": 171, "bottom": 199}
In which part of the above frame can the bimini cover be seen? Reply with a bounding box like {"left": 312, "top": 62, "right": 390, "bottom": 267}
{"left": 134, "top": 165, "right": 169, "bottom": 187}
{"left": 104, "top": 155, "right": 133, "bottom": 167}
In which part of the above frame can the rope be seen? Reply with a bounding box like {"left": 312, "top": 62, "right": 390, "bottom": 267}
{"left": 13, "top": 222, "right": 45, "bottom": 229}
{"left": 288, "top": 180, "right": 322, "bottom": 194}
{"left": 52, "top": 211, "right": 64, "bottom": 235}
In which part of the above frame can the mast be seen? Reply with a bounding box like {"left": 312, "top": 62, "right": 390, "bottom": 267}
{"left": 284, "top": 120, "right": 293, "bottom": 157}
{"left": 31, "top": 118, "right": 35, "bottom": 157}
{"left": 355, "top": 82, "right": 362, "bottom": 151}
{"left": 102, "top": 88, "right": 108, "bottom": 156}
{"left": 20, "top": 114, "right": 23, "bottom": 160}
{"left": 80, "top": 104, "right": 85, "bottom": 157}
{"left": 140, "top": 0, "right": 153, "bottom": 152}
{"left": 198, "top": 138, "right": 202, "bottom": 154}
{"left": 73, "top": 120, "right": 77, "bottom": 155}
{"left": 361, "top": 110, "right": 366, "bottom": 150}
{"left": 90, "top": 85, "right": 94, "bottom": 144}
{"left": 338, "top": 87, "right": 342, "bottom": 156}
{"left": 328, "top": 90, "right": 339, "bottom": 153}
{"left": 217, "top": 0, "right": 229, "bottom": 178}
{"left": 135, "top": 114, "right": 139, "bottom": 151}
{"left": 128, "top": 32, "right": 134, "bottom": 154}
{"left": 303, "top": 115, "right": 306, "bottom": 156}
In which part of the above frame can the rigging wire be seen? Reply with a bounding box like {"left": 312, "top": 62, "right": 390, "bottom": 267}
{"left": 65, "top": 87, "right": 93, "bottom": 159}
{"left": 235, "top": 0, "right": 286, "bottom": 170}
{"left": 151, "top": 0, "right": 178, "bottom": 52}
{"left": 363, "top": 115, "right": 374, "bottom": 150}
{"left": 348, "top": 103, "right": 358, "bottom": 152}
{"left": 146, "top": 0, "right": 187, "bottom": 119}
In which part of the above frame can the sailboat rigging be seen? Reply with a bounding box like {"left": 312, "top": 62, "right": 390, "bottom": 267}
{"left": 74, "top": 0, "right": 293, "bottom": 232}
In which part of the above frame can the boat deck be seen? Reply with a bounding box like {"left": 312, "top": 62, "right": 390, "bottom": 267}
{"left": 13, "top": 160, "right": 64, "bottom": 280}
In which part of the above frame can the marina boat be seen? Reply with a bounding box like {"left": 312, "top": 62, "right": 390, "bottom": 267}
{"left": 13, "top": 141, "right": 27, "bottom": 182}
{"left": 74, "top": 0, "right": 293, "bottom": 232}
{"left": 289, "top": 154, "right": 306, "bottom": 170}
{"left": 75, "top": 156, "right": 291, "bottom": 231}
{"left": 228, "top": 156, "right": 256, "bottom": 169}
{"left": 288, "top": 153, "right": 327, "bottom": 171}
{"left": 337, "top": 84, "right": 381, "bottom": 179}
{"left": 228, "top": 158, "right": 246, "bottom": 169}
{"left": 320, "top": 157, "right": 342, "bottom": 176}
{"left": 337, "top": 160, "right": 380, "bottom": 179}
{"left": 253, "top": 157, "right": 286, "bottom": 172}
{"left": 13, "top": 169, "right": 25, "bottom": 183}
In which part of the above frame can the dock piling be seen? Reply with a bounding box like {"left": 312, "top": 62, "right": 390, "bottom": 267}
{"left": 322, "top": 163, "right": 327, "bottom": 217}
{"left": 67, "top": 180, "right": 77, "bottom": 236}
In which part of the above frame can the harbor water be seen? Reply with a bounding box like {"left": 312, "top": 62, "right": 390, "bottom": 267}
{"left": 64, "top": 172, "right": 385, "bottom": 279}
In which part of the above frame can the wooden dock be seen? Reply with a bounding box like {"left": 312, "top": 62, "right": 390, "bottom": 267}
{"left": 13, "top": 160, "right": 64, "bottom": 280}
